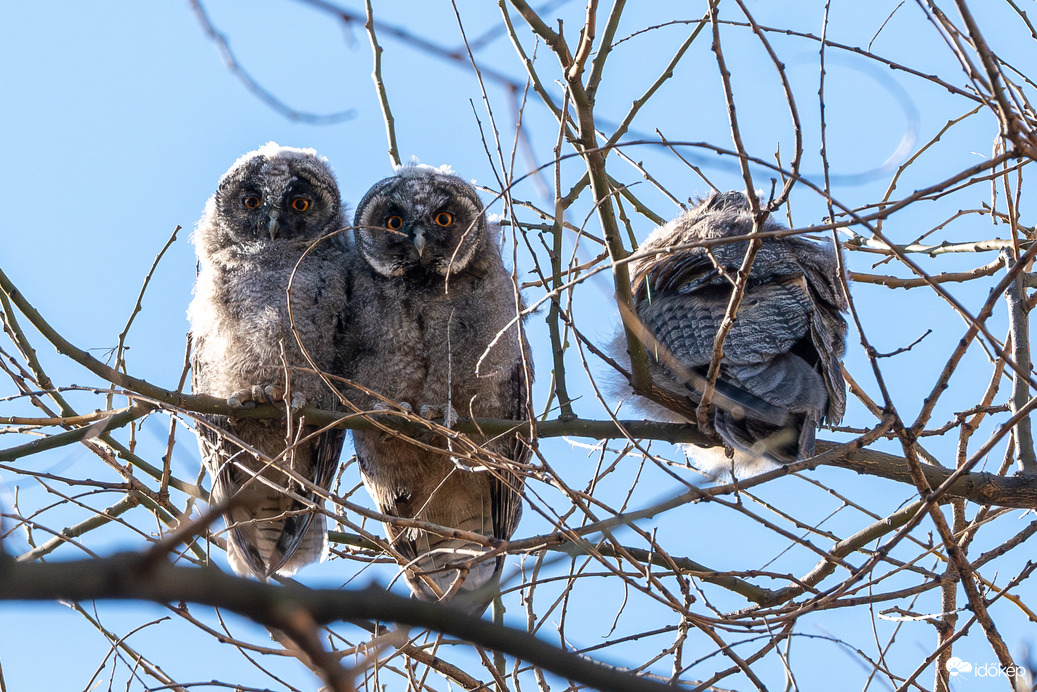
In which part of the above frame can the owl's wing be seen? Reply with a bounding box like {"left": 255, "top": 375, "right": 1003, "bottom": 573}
{"left": 636, "top": 251, "right": 833, "bottom": 460}
{"left": 796, "top": 244, "right": 850, "bottom": 426}
{"left": 195, "top": 414, "right": 234, "bottom": 493}
{"left": 268, "top": 425, "right": 345, "bottom": 576}
{"left": 196, "top": 411, "right": 345, "bottom": 579}
{"left": 194, "top": 413, "right": 273, "bottom": 577}
{"left": 638, "top": 253, "right": 815, "bottom": 408}
{"left": 490, "top": 355, "right": 531, "bottom": 544}
{"left": 633, "top": 251, "right": 717, "bottom": 303}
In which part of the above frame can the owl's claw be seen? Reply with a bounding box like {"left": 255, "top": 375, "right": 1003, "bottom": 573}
{"left": 373, "top": 401, "right": 415, "bottom": 442}
{"left": 259, "top": 384, "right": 285, "bottom": 404}
{"left": 227, "top": 384, "right": 288, "bottom": 409}
{"left": 420, "top": 403, "right": 459, "bottom": 428}
{"left": 227, "top": 389, "right": 255, "bottom": 409}
{"left": 373, "top": 400, "right": 413, "bottom": 414}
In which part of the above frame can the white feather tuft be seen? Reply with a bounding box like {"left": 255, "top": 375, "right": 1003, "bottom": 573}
{"left": 223, "top": 142, "right": 325, "bottom": 182}
{"left": 394, "top": 159, "right": 456, "bottom": 178}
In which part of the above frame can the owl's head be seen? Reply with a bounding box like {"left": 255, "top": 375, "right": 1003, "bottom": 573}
{"left": 353, "top": 164, "right": 488, "bottom": 279}
{"left": 198, "top": 142, "right": 345, "bottom": 252}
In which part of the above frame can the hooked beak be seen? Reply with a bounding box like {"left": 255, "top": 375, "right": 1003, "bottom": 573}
{"left": 412, "top": 228, "right": 426, "bottom": 258}
{"left": 267, "top": 210, "right": 280, "bottom": 240}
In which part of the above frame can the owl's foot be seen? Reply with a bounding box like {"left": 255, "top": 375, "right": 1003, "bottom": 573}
{"left": 419, "top": 403, "right": 459, "bottom": 428}
{"left": 372, "top": 400, "right": 413, "bottom": 414}
{"left": 373, "top": 401, "right": 414, "bottom": 443}
{"left": 228, "top": 384, "right": 289, "bottom": 409}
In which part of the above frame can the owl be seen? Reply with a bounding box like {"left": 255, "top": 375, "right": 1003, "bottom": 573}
{"left": 611, "top": 191, "right": 848, "bottom": 478}
{"left": 343, "top": 164, "right": 532, "bottom": 613}
{"left": 189, "top": 142, "right": 350, "bottom": 579}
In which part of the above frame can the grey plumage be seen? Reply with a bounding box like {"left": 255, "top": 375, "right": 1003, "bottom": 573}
{"left": 344, "top": 164, "right": 531, "bottom": 612}
{"left": 612, "top": 191, "right": 848, "bottom": 478}
{"left": 189, "top": 142, "right": 349, "bottom": 578}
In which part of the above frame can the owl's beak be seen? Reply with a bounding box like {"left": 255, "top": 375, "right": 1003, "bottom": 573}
{"left": 411, "top": 228, "right": 426, "bottom": 258}
{"left": 267, "top": 211, "right": 280, "bottom": 240}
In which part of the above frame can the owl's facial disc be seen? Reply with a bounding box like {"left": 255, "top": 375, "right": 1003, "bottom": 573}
{"left": 355, "top": 172, "right": 487, "bottom": 279}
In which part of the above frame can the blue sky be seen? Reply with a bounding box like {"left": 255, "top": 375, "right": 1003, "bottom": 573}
{"left": 2, "top": 2, "right": 1035, "bottom": 690}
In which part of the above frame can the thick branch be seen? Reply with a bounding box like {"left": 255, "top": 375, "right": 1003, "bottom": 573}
{"left": 0, "top": 554, "right": 681, "bottom": 692}
{"left": 822, "top": 442, "right": 1037, "bottom": 510}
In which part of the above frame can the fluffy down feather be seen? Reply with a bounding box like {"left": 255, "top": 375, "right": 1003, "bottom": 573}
{"left": 344, "top": 165, "right": 532, "bottom": 613}
{"left": 189, "top": 143, "right": 350, "bottom": 578}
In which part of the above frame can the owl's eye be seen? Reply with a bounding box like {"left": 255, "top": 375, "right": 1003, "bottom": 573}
{"left": 386, "top": 215, "right": 404, "bottom": 230}
{"left": 243, "top": 196, "right": 261, "bottom": 210}
{"left": 434, "top": 212, "right": 454, "bottom": 227}
{"left": 290, "top": 197, "right": 311, "bottom": 212}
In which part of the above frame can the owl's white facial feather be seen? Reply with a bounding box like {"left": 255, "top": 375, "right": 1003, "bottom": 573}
{"left": 358, "top": 235, "right": 409, "bottom": 277}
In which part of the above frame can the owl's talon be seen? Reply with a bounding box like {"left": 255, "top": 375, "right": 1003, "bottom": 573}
{"left": 373, "top": 400, "right": 413, "bottom": 414}
{"left": 289, "top": 392, "right": 308, "bottom": 411}
{"left": 227, "top": 384, "right": 288, "bottom": 408}
{"left": 227, "top": 389, "right": 256, "bottom": 409}
{"left": 260, "top": 385, "right": 286, "bottom": 404}
{"left": 420, "top": 403, "right": 459, "bottom": 428}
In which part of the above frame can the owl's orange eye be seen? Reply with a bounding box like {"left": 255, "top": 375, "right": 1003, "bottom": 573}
{"left": 386, "top": 215, "right": 404, "bottom": 230}
{"left": 290, "top": 197, "right": 310, "bottom": 212}
{"left": 434, "top": 212, "right": 454, "bottom": 227}
{"left": 243, "top": 196, "right": 261, "bottom": 209}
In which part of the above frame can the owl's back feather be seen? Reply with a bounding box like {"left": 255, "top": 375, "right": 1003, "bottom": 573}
{"left": 615, "top": 191, "right": 848, "bottom": 477}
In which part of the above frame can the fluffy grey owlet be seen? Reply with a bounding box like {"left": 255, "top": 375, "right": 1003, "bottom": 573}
{"left": 611, "top": 191, "right": 848, "bottom": 478}
{"left": 189, "top": 142, "right": 349, "bottom": 578}
{"left": 345, "top": 164, "right": 532, "bottom": 613}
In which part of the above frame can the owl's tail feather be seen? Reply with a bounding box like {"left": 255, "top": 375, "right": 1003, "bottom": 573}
{"left": 224, "top": 494, "right": 328, "bottom": 580}
{"left": 398, "top": 535, "right": 503, "bottom": 616}
{"left": 271, "top": 506, "right": 328, "bottom": 578}
{"left": 714, "top": 410, "right": 809, "bottom": 465}
{"left": 705, "top": 351, "right": 828, "bottom": 465}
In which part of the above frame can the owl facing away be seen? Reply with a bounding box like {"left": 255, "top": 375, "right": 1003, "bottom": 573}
{"left": 189, "top": 142, "right": 350, "bottom": 579}
{"left": 344, "top": 164, "right": 532, "bottom": 613}
{"left": 611, "top": 191, "right": 848, "bottom": 478}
